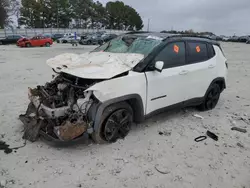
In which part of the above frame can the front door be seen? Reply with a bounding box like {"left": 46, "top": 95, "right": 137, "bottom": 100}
{"left": 145, "top": 41, "right": 189, "bottom": 114}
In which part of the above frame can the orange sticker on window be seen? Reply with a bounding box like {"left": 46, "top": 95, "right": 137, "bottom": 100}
{"left": 174, "top": 45, "right": 179, "bottom": 53}
{"left": 196, "top": 46, "right": 201, "bottom": 53}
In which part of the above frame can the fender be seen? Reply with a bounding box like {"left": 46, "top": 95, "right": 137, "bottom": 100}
{"left": 92, "top": 94, "right": 145, "bottom": 133}
{"left": 206, "top": 77, "right": 226, "bottom": 94}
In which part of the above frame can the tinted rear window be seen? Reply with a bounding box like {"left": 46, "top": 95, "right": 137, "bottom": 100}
{"left": 207, "top": 44, "right": 215, "bottom": 58}
{"left": 187, "top": 42, "right": 208, "bottom": 64}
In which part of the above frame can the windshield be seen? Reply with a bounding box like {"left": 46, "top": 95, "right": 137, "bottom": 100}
{"left": 92, "top": 35, "right": 163, "bottom": 55}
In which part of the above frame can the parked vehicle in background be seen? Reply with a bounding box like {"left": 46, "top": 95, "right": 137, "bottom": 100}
{"left": 79, "top": 34, "right": 101, "bottom": 45}
{"left": 63, "top": 33, "right": 74, "bottom": 37}
{"left": 98, "top": 34, "right": 118, "bottom": 45}
{"left": 238, "top": 36, "right": 250, "bottom": 43}
{"left": 57, "top": 36, "right": 81, "bottom": 43}
{"left": 0, "top": 35, "right": 24, "bottom": 45}
{"left": 17, "top": 36, "right": 53, "bottom": 47}
{"left": 20, "top": 32, "right": 227, "bottom": 144}
{"left": 51, "top": 33, "right": 64, "bottom": 41}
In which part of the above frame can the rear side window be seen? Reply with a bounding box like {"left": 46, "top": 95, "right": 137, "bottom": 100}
{"left": 154, "top": 42, "right": 186, "bottom": 69}
{"left": 187, "top": 42, "right": 208, "bottom": 64}
{"left": 207, "top": 44, "right": 215, "bottom": 58}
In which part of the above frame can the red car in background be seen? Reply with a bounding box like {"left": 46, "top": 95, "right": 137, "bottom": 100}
{"left": 17, "top": 36, "right": 53, "bottom": 47}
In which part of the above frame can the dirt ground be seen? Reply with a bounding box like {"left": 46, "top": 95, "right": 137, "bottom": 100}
{"left": 0, "top": 42, "right": 249, "bottom": 188}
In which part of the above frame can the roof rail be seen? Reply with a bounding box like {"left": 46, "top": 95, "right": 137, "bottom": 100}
{"left": 125, "top": 31, "right": 151, "bottom": 35}
{"left": 166, "top": 34, "right": 213, "bottom": 40}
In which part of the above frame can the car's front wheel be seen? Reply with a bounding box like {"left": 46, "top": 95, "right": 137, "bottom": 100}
{"left": 92, "top": 102, "right": 133, "bottom": 144}
{"left": 198, "top": 83, "right": 221, "bottom": 111}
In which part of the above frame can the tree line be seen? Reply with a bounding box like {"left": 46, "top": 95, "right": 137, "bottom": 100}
{"left": 0, "top": 0, "right": 144, "bottom": 31}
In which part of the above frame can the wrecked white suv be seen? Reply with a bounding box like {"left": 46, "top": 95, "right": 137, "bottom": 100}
{"left": 19, "top": 32, "right": 227, "bottom": 144}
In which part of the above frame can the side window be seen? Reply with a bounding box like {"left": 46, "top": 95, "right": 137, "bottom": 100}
{"left": 187, "top": 42, "right": 208, "bottom": 64}
{"left": 154, "top": 42, "right": 186, "bottom": 69}
{"left": 207, "top": 44, "right": 215, "bottom": 58}
{"left": 7, "top": 36, "right": 13, "bottom": 39}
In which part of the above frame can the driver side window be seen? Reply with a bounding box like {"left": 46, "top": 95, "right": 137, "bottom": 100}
{"left": 154, "top": 42, "right": 186, "bottom": 69}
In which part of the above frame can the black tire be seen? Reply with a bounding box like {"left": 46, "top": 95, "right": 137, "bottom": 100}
{"left": 26, "top": 43, "right": 31, "bottom": 47}
{"left": 198, "top": 83, "right": 221, "bottom": 111}
{"left": 0, "top": 41, "right": 2, "bottom": 45}
{"left": 63, "top": 40, "right": 67, "bottom": 43}
{"left": 45, "top": 42, "right": 50, "bottom": 47}
{"left": 92, "top": 102, "right": 133, "bottom": 144}
{"left": 87, "top": 41, "right": 91, "bottom": 45}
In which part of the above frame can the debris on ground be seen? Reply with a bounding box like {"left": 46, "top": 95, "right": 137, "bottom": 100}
{"left": 237, "top": 143, "right": 244, "bottom": 148}
{"left": 0, "top": 180, "right": 7, "bottom": 187}
{"left": 206, "top": 131, "right": 218, "bottom": 141}
{"left": 158, "top": 130, "right": 172, "bottom": 136}
{"left": 154, "top": 165, "right": 170, "bottom": 174}
{"left": 193, "top": 114, "right": 204, "bottom": 120}
{"left": 194, "top": 136, "right": 207, "bottom": 142}
{"left": 231, "top": 127, "right": 247, "bottom": 133}
{"left": 0, "top": 141, "right": 12, "bottom": 154}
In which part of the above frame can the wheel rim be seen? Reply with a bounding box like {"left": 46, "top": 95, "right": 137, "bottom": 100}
{"left": 46, "top": 43, "right": 50, "bottom": 47}
{"left": 103, "top": 109, "right": 132, "bottom": 142}
{"left": 206, "top": 86, "right": 220, "bottom": 110}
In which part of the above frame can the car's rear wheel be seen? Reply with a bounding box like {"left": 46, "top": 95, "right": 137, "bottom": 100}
{"left": 45, "top": 42, "right": 50, "bottom": 47}
{"left": 63, "top": 40, "right": 67, "bottom": 43}
{"left": 0, "top": 41, "right": 2, "bottom": 45}
{"left": 26, "top": 43, "right": 31, "bottom": 47}
{"left": 87, "top": 41, "right": 91, "bottom": 45}
{"left": 198, "top": 83, "right": 221, "bottom": 111}
{"left": 92, "top": 102, "right": 133, "bottom": 144}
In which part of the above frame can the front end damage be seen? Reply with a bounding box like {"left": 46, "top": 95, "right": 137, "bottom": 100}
{"left": 19, "top": 73, "right": 101, "bottom": 143}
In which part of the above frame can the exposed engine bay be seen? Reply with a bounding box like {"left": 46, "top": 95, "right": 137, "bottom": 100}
{"left": 19, "top": 73, "right": 102, "bottom": 142}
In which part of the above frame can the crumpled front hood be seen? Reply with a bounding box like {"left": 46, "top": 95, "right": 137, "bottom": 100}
{"left": 46, "top": 52, "right": 144, "bottom": 79}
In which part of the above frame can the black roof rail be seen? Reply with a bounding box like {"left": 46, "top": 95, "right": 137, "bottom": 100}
{"left": 125, "top": 31, "right": 151, "bottom": 35}
{"left": 166, "top": 34, "right": 213, "bottom": 40}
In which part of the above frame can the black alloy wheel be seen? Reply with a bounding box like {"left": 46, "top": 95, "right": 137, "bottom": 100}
{"left": 103, "top": 109, "right": 132, "bottom": 142}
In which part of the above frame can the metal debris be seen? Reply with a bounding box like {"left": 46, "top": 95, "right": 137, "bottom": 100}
{"left": 231, "top": 127, "right": 247, "bottom": 133}
{"left": 54, "top": 120, "right": 88, "bottom": 141}
{"left": 154, "top": 165, "right": 170, "bottom": 175}
{"left": 193, "top": 114, "right": 204, "bottom": 120}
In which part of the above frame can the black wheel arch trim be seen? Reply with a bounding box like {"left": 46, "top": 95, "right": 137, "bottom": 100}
{"left": 207, "top": 77, "right": 226, "bottom": 93}
{"left": 92, "top": 94, "right": 145, "bottom": 133}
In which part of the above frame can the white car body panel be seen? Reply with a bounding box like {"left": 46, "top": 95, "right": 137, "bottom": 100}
{"left": 145, "top": 66, "right": 188, "bottom": 114}
{"left": 46, "top": 52, "right": 144, "bottom": 79}
{"left": 86, "top": 71, "right": 147, "bottom": 112}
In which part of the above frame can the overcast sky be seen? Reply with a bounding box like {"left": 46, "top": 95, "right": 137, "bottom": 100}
{"left": 99, "top": 0, "right": 250, "bottom": 36}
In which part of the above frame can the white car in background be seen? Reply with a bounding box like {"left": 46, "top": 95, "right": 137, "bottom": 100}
{"left": 57, "top": 35, "right": 81, "bottom": 43}
{"left": 19, "top": 32, "right": 228, "bottom": 144}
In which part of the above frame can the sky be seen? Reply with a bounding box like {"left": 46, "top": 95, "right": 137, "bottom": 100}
{"left": 99, "top": 0, "right": 250, "bottom": 36}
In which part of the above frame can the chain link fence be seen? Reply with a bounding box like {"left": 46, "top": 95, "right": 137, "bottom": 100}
{"left": 0, "top": 28, "right": 127, "bottom": 38}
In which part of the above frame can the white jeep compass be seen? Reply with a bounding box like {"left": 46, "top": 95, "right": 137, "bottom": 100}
{"left": 19, "top": 32, "right": 228, "bottom": 144}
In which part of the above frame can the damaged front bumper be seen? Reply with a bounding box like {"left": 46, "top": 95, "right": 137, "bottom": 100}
{"left": 19, "top": 86, "right": 94, "bottom": 145}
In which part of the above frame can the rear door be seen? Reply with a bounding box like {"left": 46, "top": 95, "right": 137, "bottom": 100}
{"left": 145, "top": 41, "right": 189, "bottom": 114}
{"left": 183, "top": 41, "right": 217, "bottom": 100}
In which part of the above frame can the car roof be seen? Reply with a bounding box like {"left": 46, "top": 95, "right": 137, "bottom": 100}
{"left": 124, "top": 31, "right": 219, "bottom": 45}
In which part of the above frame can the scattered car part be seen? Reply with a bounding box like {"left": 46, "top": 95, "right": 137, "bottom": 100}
{"left": 231, "top": 127, "right": 247, "bottom": 133}
{"left": 154, "top": 165, "right": 170, "bottom": 174}
{"left": 206, "top": 131, "right": 218, "bottom": 141}
{"left": 194, "top": 136, "right": 207, "bottom": 142}
{"left": 193, "top": 114, "right": 204, "bottom": 119}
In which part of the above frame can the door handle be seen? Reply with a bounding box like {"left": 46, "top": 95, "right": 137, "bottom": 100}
{"left": 208, "top": 64, "right": 215, "bottom": 68}
{"left": 179, "top": 70, "right": 188, "bottom": 75}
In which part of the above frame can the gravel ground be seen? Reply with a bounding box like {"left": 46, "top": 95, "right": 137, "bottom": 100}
{"left": 0, "top": 42, "right": 249, "bottom": 188}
